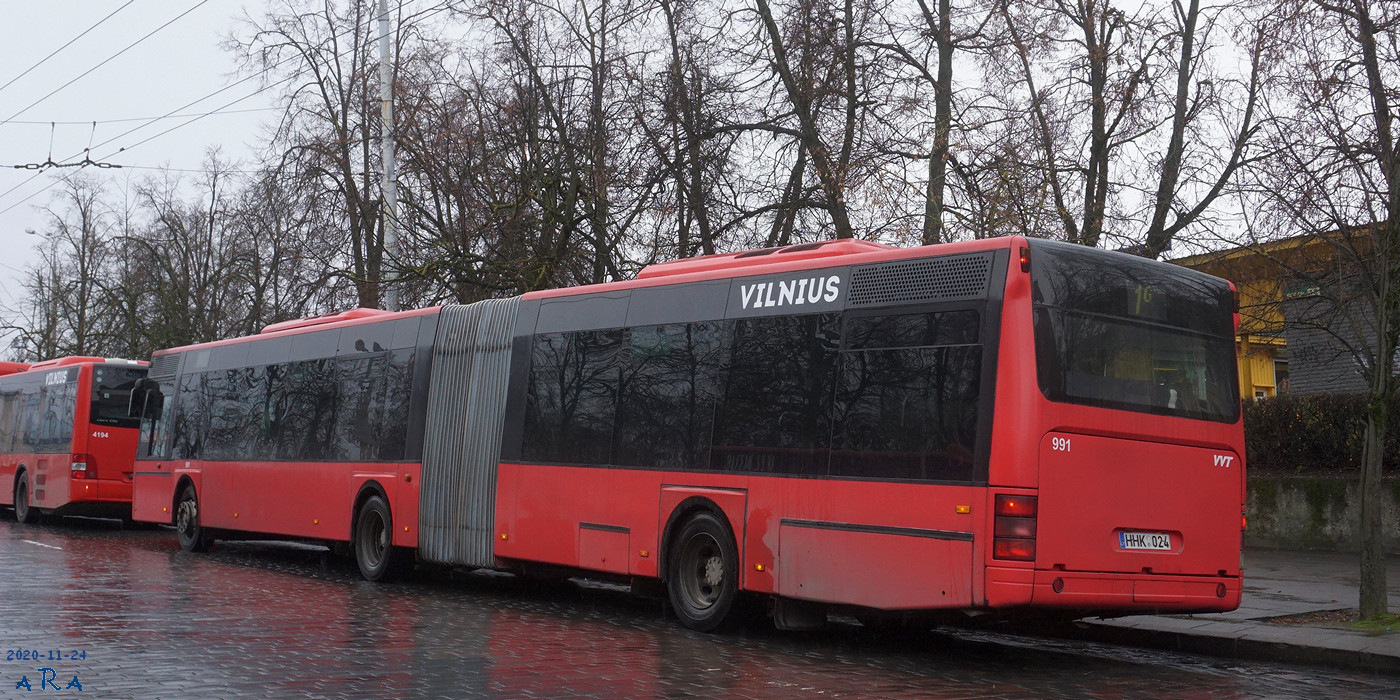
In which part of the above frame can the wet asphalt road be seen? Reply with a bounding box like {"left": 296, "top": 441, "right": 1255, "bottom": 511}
{"left": 2, "top": 516, "right": 1397, "bottom": 698}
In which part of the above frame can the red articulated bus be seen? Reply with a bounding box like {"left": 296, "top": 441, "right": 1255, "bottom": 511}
{"left": 2, "top": 357, "right": 149, "bottom": 524}
{"left": 131, "top": 237, "right": 1245, "bottom": 631}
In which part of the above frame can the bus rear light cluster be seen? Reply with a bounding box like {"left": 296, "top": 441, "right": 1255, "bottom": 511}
{"left": 1228, "top": 281, "right": 1241, "bottom": 333}
{"left": 70, "top": 454, "right": 93, "bottom": 480}
{"left": 993, "top": 494, "right": 1037, "bottom": 562}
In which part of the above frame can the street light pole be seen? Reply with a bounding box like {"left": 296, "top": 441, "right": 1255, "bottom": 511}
{"left": 378, "top": 0, "right": 399, "bottom": 312}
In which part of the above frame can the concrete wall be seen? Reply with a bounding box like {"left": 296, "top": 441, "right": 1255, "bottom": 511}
{"left": 1246, "top": 476, "right": 1400, "bottom": 552}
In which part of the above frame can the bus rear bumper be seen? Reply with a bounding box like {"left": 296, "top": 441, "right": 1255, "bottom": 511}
{"left": 46, "top": 500, "right": 132, "bottom": 520}
{"left": 74, "top": 478, "right": 133, "bottom": 502}
{"left": 985, "top": 566, "right": 1242, "bottom": 613}
{"left": 41, "top": 478, "right": 133, "bottom": 520}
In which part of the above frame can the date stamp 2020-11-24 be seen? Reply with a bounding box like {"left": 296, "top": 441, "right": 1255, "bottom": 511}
{"left": 7, "top": 649, "right": 86, "bottom": 693}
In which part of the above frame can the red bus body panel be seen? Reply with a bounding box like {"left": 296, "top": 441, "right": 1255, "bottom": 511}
{"left": 2, "top": 361, "right": 144, "bottom": 518}
{"left": 490, "top": 236, "right": 1244, "bottom": 615}
{"left": 132, "top": 306, "right": 441, "bottom": 545}
{"left": 134, "top": 460, "right": 423, "bottom": 548}
{"left": 494, "top": 464, "right": 981, "bottom": 610}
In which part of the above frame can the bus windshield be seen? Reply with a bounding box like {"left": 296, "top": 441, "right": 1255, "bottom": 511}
{"left": 1029, "top": 239, "right": 1239, "bottom": 423}
{"left": 91, "top": 365, "right": 146, "bottom": 429}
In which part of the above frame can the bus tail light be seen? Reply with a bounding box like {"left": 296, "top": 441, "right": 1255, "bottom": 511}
{"left": 71, "top": 454, "right": 93, "bottom": 480}
{"left": 1228, "top": 281, "right": 1240, "bottom": 333}
{"left": 993, "top": 494, "right": 1037, "bottom": 562}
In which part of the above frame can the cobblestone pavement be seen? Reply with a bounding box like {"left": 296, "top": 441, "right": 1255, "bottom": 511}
{"left": 3, "top": 516, "right": 1399, "bottom": 699}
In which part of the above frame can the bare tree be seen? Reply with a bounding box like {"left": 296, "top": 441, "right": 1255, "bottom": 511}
{"left": 8, "top": 175, "right": 111, "bottom": 360}
{"left": 229, "top": 170, "right": 351, "bottom": 326}
{"left": 863, "top": 0, "right": 999, "bottom": 243}
{"left": 7, "top": 236, "right": 65, "bottom": 362}
{"left": 118, "top": 157, "right": 256, "bottom": 351}
{"left": 649, "top": 0, "right": 727, "bottom": 258}
{"left": 232, "top": 0, "right": 390, "bottom": 308}
{"left": 465, "top": 0, "right": 662, "bottom": 285}
{"left": 1139, "top": 0, "right": 1265, "bottom": 258}
{"left": 1243, "top": 0, "right": 1399, "bottom": 619}
{"left": 394, "top": 47, "right": 561, "bottom": 301}
{"left": 752, "top": 0, "right": 860, "bottom": 239}
{"left": 991, "top": 0, "right": 1262, "bottom": 254}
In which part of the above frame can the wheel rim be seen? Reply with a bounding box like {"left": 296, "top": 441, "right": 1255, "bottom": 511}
{"left": 177, "top": 496, "right": 198, "bottom": 541}
{"left": 677, "top": 532, "right": 725, "bottom": 611}
{"left": 359, "top": 509, "right": 387, "bottom": 569}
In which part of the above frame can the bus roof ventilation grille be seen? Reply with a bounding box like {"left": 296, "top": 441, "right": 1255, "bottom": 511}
{"left": 848, "top": 253, "right": 993, "bottom": 307}
{"left": 148, "top": 354, "right": 179, "bottom": 379}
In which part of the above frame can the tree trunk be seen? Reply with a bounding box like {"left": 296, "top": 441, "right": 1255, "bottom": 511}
{"left": 1352, "top": 0, "right": 1395, "bottom": 619}
{"left": 1142, "top": 0, "right": 1198, "bottom": 259}
{"left": 1080, "top": 5, "right": 1110, "bottom": 248}
{"left": 922, "top": 0, "right": 953, "bottom": 246}
{"left": 1359, "top": 388, "right": 1389, "bottom": 618}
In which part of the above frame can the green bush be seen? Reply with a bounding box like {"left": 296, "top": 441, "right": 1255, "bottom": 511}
{"left": 1243, "top": 393, "right": 1400, "bottom": 474}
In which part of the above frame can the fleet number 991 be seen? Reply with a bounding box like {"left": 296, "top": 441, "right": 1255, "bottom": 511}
{"left": 1051, "top": 437, "right": 1071, "bottom": 452}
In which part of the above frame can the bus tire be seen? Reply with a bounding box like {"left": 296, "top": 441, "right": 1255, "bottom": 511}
{"left": 667, "top": 511, "right": 740, "bottom": 632}
{"left": 175, "top": 484, "right": 212, "bottom": 553}
{"left": 13, "top": 470, "right": 41, "bottom": 525}
{"left": 354, "top": 494, "right": 409, "bottom": 582}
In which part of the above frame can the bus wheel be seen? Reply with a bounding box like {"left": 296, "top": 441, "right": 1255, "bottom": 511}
{"left": 175, "top": 485, "right": 212, "bottom": 553}
{"left": 667, "top": 511, "right": 739, "bottom": 632}
{"left": 355, "top": 495, "right": 408, "bottom": 582}
{"left": 13, "top": 471, "right": 41, "bottom": 525}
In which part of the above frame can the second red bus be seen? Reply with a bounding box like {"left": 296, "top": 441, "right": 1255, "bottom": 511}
{"left": 2, "top": 357, "right": 148, "bottom": 524}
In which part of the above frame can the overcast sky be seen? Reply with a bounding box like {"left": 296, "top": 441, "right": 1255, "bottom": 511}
{"left": 0, "top": 1, "right": 279, "bottom": 350}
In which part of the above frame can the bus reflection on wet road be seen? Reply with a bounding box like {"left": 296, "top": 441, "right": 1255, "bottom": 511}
{"left": 1, "top": 518, "right": 1395, "bottom": 698}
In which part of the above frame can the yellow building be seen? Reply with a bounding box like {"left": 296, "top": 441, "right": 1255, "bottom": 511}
{"left": 1174, "top": 242, "right": 1300, "bottom": 400}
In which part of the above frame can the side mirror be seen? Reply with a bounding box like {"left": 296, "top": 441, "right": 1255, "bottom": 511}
{"left": 127, "top": 379, "right": 165, "bottom": 421}
{"left": 127, "top": 378, "right": 151, "bottom": 419}
{"left": 143, "top": 388, "right": 164, "bottom": 421}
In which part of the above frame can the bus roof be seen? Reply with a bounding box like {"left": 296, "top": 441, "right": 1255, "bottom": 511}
{"left": 525, "top": 237, "right": 1022, "bottom": 301}
{"left": 148, "top": 237, "right": 1025, "bottom": 358}
{"left": 635, "top": 239, "right": 896, "bottom": 279}
{"left": 151, "top": 305, "right": 442, "bottom": 358}
{"left": 261, "top": 307, "right": 397, "bottom": 335}
{"left": 25, "top": 356, "right": 148, "bottom": 369}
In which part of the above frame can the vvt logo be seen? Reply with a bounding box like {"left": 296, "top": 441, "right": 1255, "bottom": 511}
{"left": 1213, "top": 454, "right": 1235, "bottom": 468}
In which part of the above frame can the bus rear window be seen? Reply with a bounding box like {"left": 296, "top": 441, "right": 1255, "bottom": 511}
{"left": 1029, "top": 240, "right": 1239, "bottom": 423}
{"left": 92, "top": 366, "right": 146, "bottom": 429}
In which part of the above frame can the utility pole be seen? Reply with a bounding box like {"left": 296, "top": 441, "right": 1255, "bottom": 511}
{"left": 378, "top": 0, "right": 399, "bottom": 311}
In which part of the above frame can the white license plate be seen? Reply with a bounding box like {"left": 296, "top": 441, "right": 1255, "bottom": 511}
{"left": 1119, "top": 531, "right": 1172, "bottom": 551}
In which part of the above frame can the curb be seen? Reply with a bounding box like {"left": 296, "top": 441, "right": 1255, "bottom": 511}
{"left": 1031, "top": 620, "right": 1400, "bottom": 676}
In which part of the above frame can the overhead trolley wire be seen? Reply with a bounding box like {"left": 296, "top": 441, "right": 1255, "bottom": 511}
{"left": 0, "top": 0, "right": 450, "bottom": 216}
{"left": 0, "top": 0, "right": 214, "bottom": 126}
{"left": 69, "top": 0, "right": 442, "bottom": 160}
{"left": 1, "top": 107, "right": 280, "bottom": 126}
{"left": 0, "top": 77, "right": 287, "bottom": 214}
{"left": 0, "top": 1, "right": 136, "bottom": 97}
{"left": 96, "top": 73, "right": 300, "bottom": 161}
